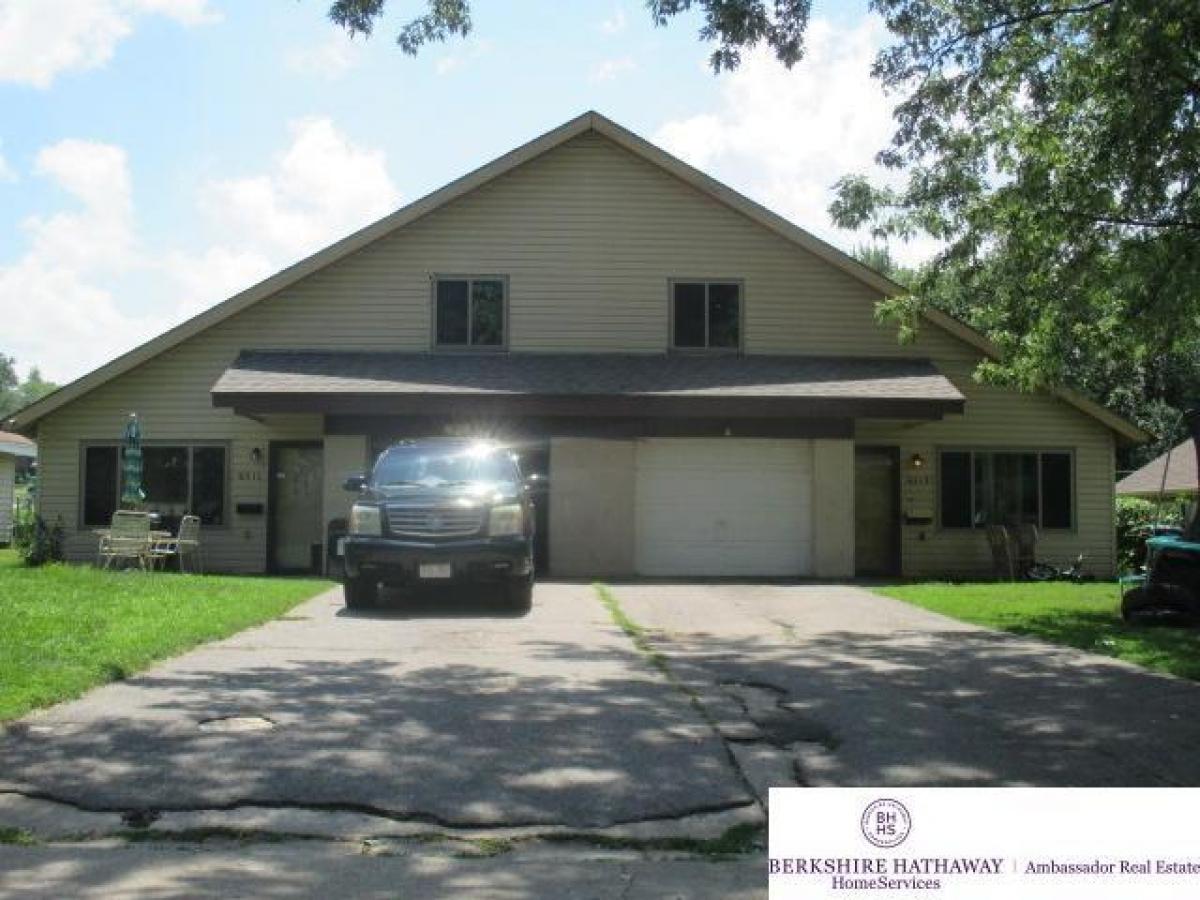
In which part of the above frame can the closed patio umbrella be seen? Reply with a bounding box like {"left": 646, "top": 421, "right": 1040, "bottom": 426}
{"left": 121, "top": 413, "right": 145, "bottom": 507}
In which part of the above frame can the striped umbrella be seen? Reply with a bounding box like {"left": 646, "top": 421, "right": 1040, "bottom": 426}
{"left": 120, "top": 413, "right": 145, "bottom": 507}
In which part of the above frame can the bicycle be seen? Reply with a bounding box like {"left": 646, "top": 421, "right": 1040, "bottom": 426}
{"left": 1026, "top": 553, "right": 1092, "bottom": 582}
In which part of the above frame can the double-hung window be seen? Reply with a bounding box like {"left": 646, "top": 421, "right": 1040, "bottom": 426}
{"left": 81, "top": 443, "right": 228, "bottom": 528}
{"left": 671, "top": 281, "right": 741, "bottom": 350}
{"left": 434, "top": 277, "right": 506, "bottom": 348}
{"left": 939, "top": 449, "right": 1073, "bottom": 530}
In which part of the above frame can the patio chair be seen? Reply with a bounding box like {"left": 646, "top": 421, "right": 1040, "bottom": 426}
{"left": 98, "top": 511, "right": 152, "bottom": 570}
{"left": 985, "top": 524, "right": 1015, "bottom": 581}
{"left": 1012, "top": 523, "right": 1039, "bottom": 578}
{"left": 149, "top": 515, "right": 203, "bottom": 573}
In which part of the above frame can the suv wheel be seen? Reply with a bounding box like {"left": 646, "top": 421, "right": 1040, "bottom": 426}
{"left": 344, "top": 576, "right": 379, "bottom": 610}
{"left": 506, "top": 578, "right": 533, "bottom": 613}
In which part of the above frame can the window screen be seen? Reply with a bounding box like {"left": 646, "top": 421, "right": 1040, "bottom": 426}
{"left": 83, "top": 446, "right": 119, "bottom": 528}
{"left": 672, "top": 281, "right": 740, "bottom": 349}
{"left": 435, "top": 277, "right": 505, "bottom": 347}
{"left": 940, "top": 449, "right": 1074, "bottom": 529}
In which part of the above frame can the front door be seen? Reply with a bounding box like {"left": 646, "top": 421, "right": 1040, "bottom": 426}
{"left": 855, "top": 446, "right": 900, "bottom": 577}
{"left": 269, "top": 442, "right": 324, "bottom": 573}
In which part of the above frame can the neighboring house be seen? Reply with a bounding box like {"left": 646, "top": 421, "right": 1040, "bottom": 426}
{"left": 0, "top": 430, "right": 36, "bottom": 546}
{"left": 1117, "top": 439, "right": 1198, "bottom": 502}
{"left": 5, "top": 112, "right": 1144, "bottom": 579}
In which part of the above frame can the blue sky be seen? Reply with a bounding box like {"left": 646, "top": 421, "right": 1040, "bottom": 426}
{"left": 1, "top": 0, "right": 913, "bottom": 383}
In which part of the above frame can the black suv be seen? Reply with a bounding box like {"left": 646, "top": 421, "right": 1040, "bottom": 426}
{"left": 340, "top": 439, "right": 536, "bottom": 611}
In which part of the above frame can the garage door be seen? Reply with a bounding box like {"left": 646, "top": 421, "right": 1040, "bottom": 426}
{"left": 634, "top": 439, "right": 813, "bottom": 576}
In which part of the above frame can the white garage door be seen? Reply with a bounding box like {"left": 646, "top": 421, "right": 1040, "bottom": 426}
{"left": 634, "top": 439, "right": 813, "bottom": 576}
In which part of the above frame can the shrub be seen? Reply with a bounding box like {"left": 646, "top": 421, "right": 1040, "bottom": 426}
{"left": 1116, "top": 496, "right": 1183, "bottom": 571}
{"left": 13, "top": 514, "right": 65, "bottom": 567}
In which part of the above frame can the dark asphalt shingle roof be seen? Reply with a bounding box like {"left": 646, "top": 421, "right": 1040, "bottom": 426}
{"left": 212, "top": 350, "right": 964, "bottom": 403}
{"left": 1117, "top": 439, "right": 1198, "bottom": 497}
{"left": 0, "top": 430, "right": 36, "bottom": 458}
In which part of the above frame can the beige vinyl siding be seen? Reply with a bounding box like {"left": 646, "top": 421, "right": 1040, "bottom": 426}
{"left": 31, "top": 130, "right": 1118, "bottom": 575}
{"left": 38, "top": 415, "right": 320, "bottom": 572}
{"left": 0, "top": 456, "right": 14, "bottom": 545}
{"left": 856, "top": 326, "right": 1117, "bottom": 578}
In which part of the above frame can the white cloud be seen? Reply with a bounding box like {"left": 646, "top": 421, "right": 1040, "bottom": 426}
{"left": 26, "top": 140, "right": 136, "bottom": 272}
{"left": 589, "top": 56, "right": 636, "bottom": 84}
{"left": 0, "top": 120, "right": 401, "bottom": 383}
{"left": 197, "top": 117, "right": 401, "bottom": 263}
{"left": 654, "top": 17, "right": 938, "bottom": 265}
{"left": 0, "top": 0, "right": 220, "bottom": 88}
{"left": 0, "top": 142, "right": 16, "bottom": 183}
{"left": 600, "top": 8, "right": 627, "bottom": 35}
{"left": 285, "top": 34, "right": 363, "bottom": 79}
{"left": 0, "top": 138, "right": 168, "bottom": 381}
{"left": 159, "top": 245, "right": 274, "bottom": 319}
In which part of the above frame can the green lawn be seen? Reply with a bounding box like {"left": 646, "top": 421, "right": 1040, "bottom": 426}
{"left": 874, "top": 581, "right": 1200, "bottom": 681}
{"left": 0, "top": 548, "right": 330, "bottom": 721}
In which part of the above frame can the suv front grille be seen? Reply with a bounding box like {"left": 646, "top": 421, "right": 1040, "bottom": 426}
{"left": 385, "top": 503, "right": 484, "bottom": 537}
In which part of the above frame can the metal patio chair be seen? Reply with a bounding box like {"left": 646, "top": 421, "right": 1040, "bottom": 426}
{"left": 1012, "top": 523, "right": 1039, "bottom": 578}
{"left": 985, "top": 524, "right": 1015, "bottom": 581}
{"left": 150, "top": 514, "right": 203, "bottom": 573}
{"left": 98, "top": 510, "right": 152, "bottom": 570}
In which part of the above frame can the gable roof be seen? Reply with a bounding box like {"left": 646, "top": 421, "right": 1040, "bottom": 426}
{"left": 0, "top": 430, "right": 36, "bottom": 458}
{"left": 5, "top": 110, "right": 1146, "bottom": 443}
{"left": 1117, "top": 439, "right": 1198, "bottom": 497}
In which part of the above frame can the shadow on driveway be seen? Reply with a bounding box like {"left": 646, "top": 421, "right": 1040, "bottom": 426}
{"left": 0, "top": 585, "right": 751, "bottom": 828}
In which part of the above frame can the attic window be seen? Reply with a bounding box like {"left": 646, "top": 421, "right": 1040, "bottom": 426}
{"left": 671, "top": 281, "right": 741, "bottom": 350}
{"left": 434, "top": 277, "right": 506, "bottom": 348}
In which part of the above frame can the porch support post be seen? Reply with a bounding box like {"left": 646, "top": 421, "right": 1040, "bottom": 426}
{"left": 812, "top": 439, "right": 855, "bottom": 578}
{"left": 321, "top": 434, "right": 369, "bottom": 572}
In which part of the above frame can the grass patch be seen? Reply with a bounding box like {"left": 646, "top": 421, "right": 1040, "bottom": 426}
{"left": 875, "top": 581, "right": 1200, "bottom": 681}
{"left": 543, "top": 822, "right": 763, "bottom": 858}
{"left": 0, "top": 548, "right": 330, "bottom": 720}
{"left": 594, "top": 583, "right": 670, "bottom": 676}
{"left": 0, "top": 827, "right": 37, "bottom": 846}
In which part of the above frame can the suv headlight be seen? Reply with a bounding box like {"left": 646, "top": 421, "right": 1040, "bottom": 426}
{"left": 488, "top": 504, "right": 523, "bottom": 537}
{"left": 349, "top": 504, "right": 382, "bottom": 536}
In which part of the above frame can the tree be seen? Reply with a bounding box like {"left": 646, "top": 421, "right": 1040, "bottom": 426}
{"left": 0, "top": 355, "right": 19, "bottom": 420}
{"left": 853, "top": 244, "right": 915, "bottom": 288}
{"left": 0, "top": 356, "right": 58, "bottom": 420}
{"left": 327, "top": 1, "right": 812, "bottom": 71}
{"left": 829, "top": 1, "right": 1200, "bottom": 397}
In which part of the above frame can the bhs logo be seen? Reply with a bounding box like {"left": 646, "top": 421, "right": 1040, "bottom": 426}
{"left": 861, "top": 798, "right": 912, "bottom": 849}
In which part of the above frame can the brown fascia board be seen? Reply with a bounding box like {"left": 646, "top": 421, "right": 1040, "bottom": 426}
{"left": 212, "top": 390, "right": 964, "bottom": 421}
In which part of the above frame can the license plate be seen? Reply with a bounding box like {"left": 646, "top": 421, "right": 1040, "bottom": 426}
{"left": 419, "top": 563, "right": 452, "bottom": 579}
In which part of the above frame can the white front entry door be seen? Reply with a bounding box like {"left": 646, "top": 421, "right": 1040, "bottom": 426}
{"left": 634, "top": 438, "right": 814, "bottom": 576}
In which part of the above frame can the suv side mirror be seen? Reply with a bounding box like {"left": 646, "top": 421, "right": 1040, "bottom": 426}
{"left": 343, "top": 474, "right": 367, "bottom": 492}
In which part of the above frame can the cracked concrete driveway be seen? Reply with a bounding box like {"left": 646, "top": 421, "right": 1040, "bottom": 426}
{"left": 613, "top": 583, "right": 1200, "bottom": 787}
{"left": 0, "top": 584, "right": 754, "bottom": 829}
{"left": 4, "top": 580, "right": 1200, "bottom": 898}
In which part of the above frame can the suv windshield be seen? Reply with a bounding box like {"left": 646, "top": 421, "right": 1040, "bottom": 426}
{"left": 373, "top": 444, "right": 519, "bottom": 488}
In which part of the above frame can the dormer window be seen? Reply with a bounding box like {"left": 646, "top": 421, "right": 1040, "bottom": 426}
{"left": 670, "top": 280, "right": 741, "bottom": 350}
{"left": 434, "top": 276, "right": 506, "bottom": 348}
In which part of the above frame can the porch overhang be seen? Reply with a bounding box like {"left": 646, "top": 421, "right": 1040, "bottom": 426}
{"left": 211, "top": 350, "right": 966, "bottom": 424}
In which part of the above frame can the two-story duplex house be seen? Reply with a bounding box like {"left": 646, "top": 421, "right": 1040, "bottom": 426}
{"left": 6, "top": 112, "right": 1144, "bottom": 580}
